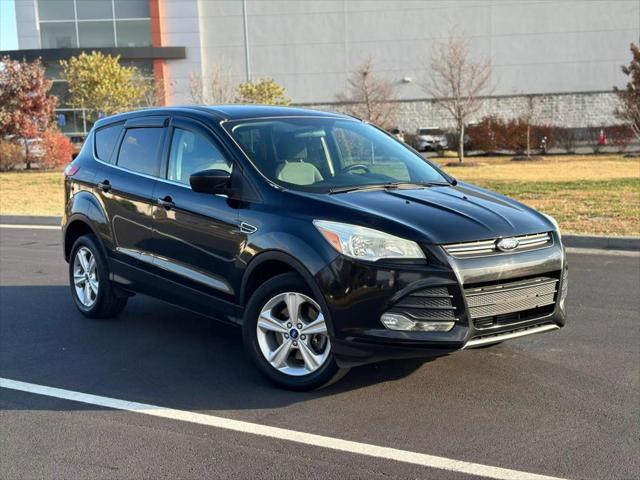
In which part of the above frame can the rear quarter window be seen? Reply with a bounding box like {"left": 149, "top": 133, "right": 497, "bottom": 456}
{"left": 94, "top": 124, "right": 123, "bottom": 162}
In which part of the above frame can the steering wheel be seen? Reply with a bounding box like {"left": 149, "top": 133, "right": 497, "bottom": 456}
{"left": 340, "top": 164, "right": 371, "bottom": 174}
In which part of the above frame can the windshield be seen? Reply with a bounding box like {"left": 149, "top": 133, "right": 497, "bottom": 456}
{"left": 225, "top": 117, "right": 449, "bottom": 193}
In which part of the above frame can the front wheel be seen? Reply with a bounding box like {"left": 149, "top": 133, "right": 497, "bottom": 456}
{"left": 243, "top": 273, "right": 347, "bottom": 390}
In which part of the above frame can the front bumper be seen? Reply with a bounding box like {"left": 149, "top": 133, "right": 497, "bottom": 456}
{"left": 315, "top": 233, "right": 567, "bottom": 367}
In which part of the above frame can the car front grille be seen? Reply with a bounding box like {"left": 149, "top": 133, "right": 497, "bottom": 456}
{"left": 443, "top": 232, "right": 552, "bottom": 258}
{"left": 389, "top": 286, "right": 457, "bottom": 321}
{"left": 464, "top": 276, "right": 558, "bottom": 329}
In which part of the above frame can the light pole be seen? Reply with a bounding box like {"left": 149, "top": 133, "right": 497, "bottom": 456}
{"left": 242, "top": 0, "right": 251, "bottom": 82}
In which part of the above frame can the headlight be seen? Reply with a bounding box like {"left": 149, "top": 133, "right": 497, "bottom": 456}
{"left": 313, "top": 220, "right": 425, "bottom": 261}
{"left": 541, "top": 213, "right": 561, "bottom": 239}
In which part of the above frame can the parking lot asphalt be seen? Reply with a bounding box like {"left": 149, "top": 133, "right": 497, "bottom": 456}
{"left": 0, "top": 226, "right": 638, "bottom": 480}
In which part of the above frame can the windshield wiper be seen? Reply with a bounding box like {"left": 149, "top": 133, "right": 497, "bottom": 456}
{"left": 329, "top": 181, "right": 449, "bottom": 194}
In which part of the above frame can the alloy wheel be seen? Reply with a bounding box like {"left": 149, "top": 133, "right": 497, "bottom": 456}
{"left": 256, "top": 292, "right": 330, "bottom": 376}
{"left": 73, "top": 246, "right": 99, "bottom": 308}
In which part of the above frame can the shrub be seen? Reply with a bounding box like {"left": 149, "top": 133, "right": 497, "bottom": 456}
{"left": 0, "top": 139, "right": 24, "bottom": 171}
{"left": 468, "top": 116, "right": 554, "bottom": 154}
{"left": 606, "top": 124, "right": 634, "bottom": 153}
{"left": 40, "top": 129, "right": 74, "bottom": 169}
{"left": 467, "top": 116, "right": 499, "bottom": 153}
{"left": 554, "top": 127, "right": 578, "bottom": 153}
{"left": 532, "top": 124, "right": 555, "bottom": 152}
{"left": 236, "top": 78, "right": 290, "bottom": 105}
{"left": 585, "top": 126, "right": 607, "bottom": 154}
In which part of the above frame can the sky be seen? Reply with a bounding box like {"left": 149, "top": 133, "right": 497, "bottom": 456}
{"left": 1, "top": 0, "right": 18, "bottom": 51}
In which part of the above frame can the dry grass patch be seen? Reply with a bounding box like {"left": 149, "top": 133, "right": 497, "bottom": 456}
{"left": 439, "top": 155, "right": 639, "bottom": 182}
{"left": 0, "top": 171, "right": 64, "bottom": 216}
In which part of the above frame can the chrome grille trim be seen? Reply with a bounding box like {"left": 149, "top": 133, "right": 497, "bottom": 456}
{"left": 463, "top": 323, "right": 559, "bottom": 349}
{"left": 443, "top": 232, "right": 552, "bottom": 258}
{"left": 465, "top": 276, "right": 558, "bottom": 321}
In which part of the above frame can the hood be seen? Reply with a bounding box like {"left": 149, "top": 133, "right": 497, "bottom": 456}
{"left": 313, "top": 182, "right": 553, "bottom": 245}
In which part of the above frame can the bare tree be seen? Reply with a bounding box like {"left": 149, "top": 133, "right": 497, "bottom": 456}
{"left": 189, "top": 64, "right": 235, "bottom": 105}
{"left": 523, "top": 95, "right": 536, "bottom": 157}
{"left": 337, "top": 58, "right": 398, "bottom": 130}
{"left": 136, "top": 75, "right": 174, "bottom": 108}
{"left": 613, "top": 43, "right": 640, "bottom": 140}
{"left": 422, "top": 33, "right": 492, "bottom": 163}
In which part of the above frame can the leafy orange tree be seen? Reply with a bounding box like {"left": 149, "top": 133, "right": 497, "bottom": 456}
{"left": 40, "top": 128, "right": 74, "bottom": 169}
{"left": 0, "top": 56, "right": 57, "bottom": 168}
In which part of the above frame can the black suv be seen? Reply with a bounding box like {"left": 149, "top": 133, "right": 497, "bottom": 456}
{"left": 63, "top": 105, "right": 567, "bottom": 390}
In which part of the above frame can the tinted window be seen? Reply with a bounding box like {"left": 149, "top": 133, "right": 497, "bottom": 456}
{"left": 40, "top": 23, "right": 77, "bottom": 48}
{"left": 78, "top": 21, "right": 116, "bottom": 47}
{"left": 168, "top": 128, "right": 232, "bottom": 185}
{"left": 95, "top": 124, "right": 123, "bottom": 162}
{"left": 117, "top": 128, "right": 164, "bottom": 176}
{"left": 114, "top": 0, "right": 150, "bottom": 18}
{"left": 38, "top": 0, "right": 75, "bottom": 21}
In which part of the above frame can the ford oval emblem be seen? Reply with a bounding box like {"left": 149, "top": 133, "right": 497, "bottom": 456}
{"left": 496, "top": 237, "right": 520, "bottom": 252}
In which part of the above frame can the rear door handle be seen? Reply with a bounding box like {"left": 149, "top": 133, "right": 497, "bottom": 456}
{"left": 157, "top": 196, "right": 175, "bottom": 210}
{"left": 97, "top": 180, "right": 111, "bottom": 192}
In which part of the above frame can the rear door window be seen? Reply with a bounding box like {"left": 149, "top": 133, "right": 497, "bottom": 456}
{"left": 95, "top": 123, "right": 123, "bottom": 162}
{"left": 116, "top": 127, "right": 164, "bottom": 177}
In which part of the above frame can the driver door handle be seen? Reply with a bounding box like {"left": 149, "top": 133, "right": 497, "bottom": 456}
{"left": 157, "top": 196, "right": 175, "bottom": 210}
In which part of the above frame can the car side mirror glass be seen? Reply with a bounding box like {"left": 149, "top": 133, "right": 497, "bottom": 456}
{"left": 189, "top": 169, "right": 232, "bottom": 195}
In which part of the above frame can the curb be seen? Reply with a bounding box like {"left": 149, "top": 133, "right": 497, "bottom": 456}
{"left": 0, "top": 215, "right": 62, "bottom": 226}
{"left": 563, "top": 234, "right": 639, "bottom": 251}
{"left": 1, "top": 215, "right": 638, "bottom": 251}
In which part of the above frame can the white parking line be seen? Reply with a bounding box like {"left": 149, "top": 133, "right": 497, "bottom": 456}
{"left": 0, "top": 378, "right": 567, "bottom": 480}
{"left": 0, "top": 224, "right": 60, "bottom": 230}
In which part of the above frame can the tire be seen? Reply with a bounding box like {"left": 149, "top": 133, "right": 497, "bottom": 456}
{"left": 69, "top": 234, "right": 128, "bottom": 319}
{"left": 243, "top": 272, "right": 348, "bottom": 390}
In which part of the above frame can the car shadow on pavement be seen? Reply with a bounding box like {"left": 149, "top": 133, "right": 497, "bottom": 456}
{"left": 0, "top": 285, "right": 441, "bottom": 411}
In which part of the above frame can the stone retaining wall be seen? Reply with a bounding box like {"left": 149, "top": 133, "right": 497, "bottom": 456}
{"left": 300, "top": 91, "right": 620, "bottom": 132}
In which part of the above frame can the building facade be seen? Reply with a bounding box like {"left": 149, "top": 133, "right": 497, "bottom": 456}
{"left": 2, "top": 0, "right": 639, "bottom": 134}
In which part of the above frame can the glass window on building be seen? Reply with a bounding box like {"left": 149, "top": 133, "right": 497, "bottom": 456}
{"left": 56, "top": 111, "right": 86, "bottom": 135}
{"left": 50, "top": 81, "right": 71, "bottom": 108}
{"left": 125, "top": 60, "right": 154, "bottom": 77}
{"left": 116, "top": 20, "right": 152, "bottom": 47}
{"left": 114, "top": 0, "right": 150, "bottom": 18}
{"left": 43, "top": 61, "right": 64, "bottom": 80}
{"left": 76, "top": 0, "right": 114, "bottom": 20}
{"left": 40, "top": 22, "right": 77, "bottom": 48}
{"left": 38, "top": 0, "right": 75, "bottom": 21}
{"left": 78, "top": 21, "right": 115, "bottom": 47}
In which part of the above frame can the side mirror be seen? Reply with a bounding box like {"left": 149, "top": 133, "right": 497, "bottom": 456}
{"left": 189, "top": 169, "right": 232, "bottom": 195}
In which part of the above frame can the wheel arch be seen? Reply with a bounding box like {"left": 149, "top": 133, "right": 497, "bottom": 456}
{"left": 64, "top": 215, "right": 101, "bottom": 262}
{"left": 64, "top": 190, "right": 112, "bottom": 262}
{"left": 240, "top": 250, "right": 336, "bottom": 336}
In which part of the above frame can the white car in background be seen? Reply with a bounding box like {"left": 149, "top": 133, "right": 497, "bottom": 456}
{"left": 413, "top": 127, "right": 448, "bottom": 152}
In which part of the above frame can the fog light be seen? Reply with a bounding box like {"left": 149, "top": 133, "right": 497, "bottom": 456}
{"left": 381, "top": 313, "right": 454, "bottom": 332}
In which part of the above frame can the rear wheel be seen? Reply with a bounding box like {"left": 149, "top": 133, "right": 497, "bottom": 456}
{"left": 69, "top": 234, "right": 128, "bottom": 319}
{"left": 243, "top": 273, "right": 347, "bottom": 390}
